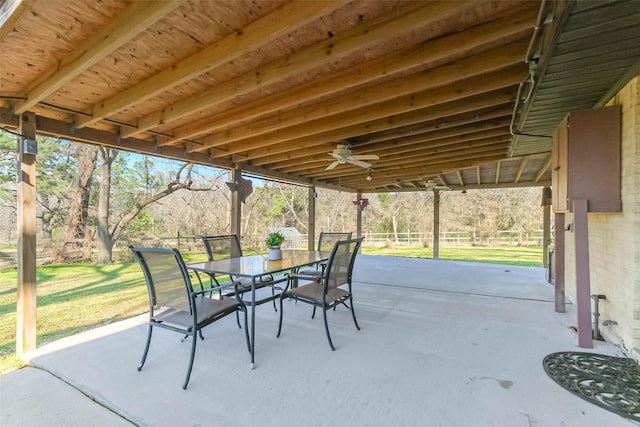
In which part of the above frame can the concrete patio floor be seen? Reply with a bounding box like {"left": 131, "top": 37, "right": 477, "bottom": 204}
{"left": 1, "top": 255, "right": 635, "bottom": 427}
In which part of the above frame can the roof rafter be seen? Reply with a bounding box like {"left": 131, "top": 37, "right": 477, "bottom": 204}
{"left": 76, "top": 0, "right": 349, "bottom": 129}
{"left": 0, "top": 0, "right": 32, "bottom": 40}
{"left": 198, "top": 65, "right": 525, "bottom": 157}
{"left": 257, "top": 121, "right": 512, "bottom": 169}
{"left": 122, "top": 1, "right": 477, "bottom": 139}
{"left": 13, "top": 0, "right": 187, "bottom": 115}
{"left": 535, "top": 154, "right": 552, "bottom": 182}
{"left": 198, "top": 39, "right": 529, "bottom": 151}
{"left": 242, "top": 98, "right": 516, "bottom": 163}
{"left": 161, "top": 5, "right": 536, "bottom": 146}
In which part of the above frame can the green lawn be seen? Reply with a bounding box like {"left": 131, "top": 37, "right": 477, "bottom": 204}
{"left": 361, "top": 245, "right": 543, "bottom": 267}
{"left": 0, "top": 245, "right": 542, "bottom": 372}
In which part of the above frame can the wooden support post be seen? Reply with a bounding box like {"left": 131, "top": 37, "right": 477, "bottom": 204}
{"left": 16, "top": 112, "right": 37, "bottom": 355}
{"left": 433, "top": 189, "right": 440, "bottom": 259}
{"left": 573, "top": 199, "right": 593, "bottom": 348}
{"left": 308, "top": 185, "right": 316, "bottom": 251}
{"left": 542, "top": 188, "right": 551, "bottom": 268}
{"left": 543, "top": 205, "right": 550, "bottom": 267}
{"left": 356, "top": 191, "right": 363, "bottom": 239}
{"left": 230, "top": 168, "right": 242, "bottom": 237}
{"left": 554, "top": 213, "right": 565, "bottom": 313}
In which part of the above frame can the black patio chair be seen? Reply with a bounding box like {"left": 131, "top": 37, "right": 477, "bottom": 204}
{"left": 200, "top": 234, "right": 281, "bottom": 310}
{"left": 130, "top": 246, "right": 249, "bottom": 390}
{"left": 277, "top": 237, "right": 364, "bottom": 350}
{"left": 297, "top": 231, "right": 353, "bottom": 280}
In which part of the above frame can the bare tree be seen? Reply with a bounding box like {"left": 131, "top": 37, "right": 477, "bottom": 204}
{"left": 57, "top": 143, "right": 98, "bottom": 262}
{"left": 96, "top": 149, "right": 202, "bottom": 264}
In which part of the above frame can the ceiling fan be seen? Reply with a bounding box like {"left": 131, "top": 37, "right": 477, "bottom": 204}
{"left": 326, "top": 144, "right": 379, "bottom": 170}
{"left": 425, "top": 179, "right": 450, "bottom": 190}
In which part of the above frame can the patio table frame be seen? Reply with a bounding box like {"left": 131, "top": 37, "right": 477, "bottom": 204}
{"left": 187, "top": 249, "right": 330, "bottom": 368}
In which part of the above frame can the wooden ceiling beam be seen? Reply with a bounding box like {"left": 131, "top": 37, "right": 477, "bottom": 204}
{"left": 279, "top": 142, "right": 509, "bottom": 177}
{"left": 124, "top": 1, "right": 474, "bottom": 138}
{"left": 164, "top": 5, "right": 537, "bottom": 145}
{"left": 0, "top": 0, "right": 32, "bottom": 40}
{"left": 76, "top": 0, "right": 348, "bottom": 130}
{"left": 253, "top": 118, "right": 512, "bottom": 168}
{"left": 246, "top": 103, "right": 514, "bottom": 164}
{"left": 301, "top": 144, "right": 509, "bottom": 179}
{"left": 14, "top": 0, "right": 187, "bottom": 115}
{"left": 354, "top": 105, "right": 513, "bottom": 146}
{"left": 535, "top": 153, "right": 552, "bottom": 182}
{"left": 331, "top": 154, "right": 507, "bottom": 187}
{"left": 0, "top": 107, "right": 229, "bottom": 169}
{"left": 311, "top": 145, "right": 510, "bottom": 179}
{"left": 199, "top": 39, "right": 529, "bottom": 151}
{"left": 275, "top": 133, "right": 511, "bottom": 174}
{"left": 514, "top": 155, "right": 529, "bottom": 183}
{"left": 363, "top": 179, "right": 552, "bottom": 193}
{"left": 198, "top": 66, "right": 525, "bottom": 157}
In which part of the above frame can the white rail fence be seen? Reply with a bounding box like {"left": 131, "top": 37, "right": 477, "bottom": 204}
{"left": 133, "top": 229, "right": 546, "bottom": 250}
{"left": 0, "top": 230, "right": 546, "bottom": 267}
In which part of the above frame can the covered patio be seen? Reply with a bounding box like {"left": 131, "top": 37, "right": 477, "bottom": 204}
{"left": 2, "top": 1, "right": 640, "bottom": 424}
{"left": 4, "top": 0, "right": 640, "bottom": 359}
{"left": 2, "top": 256, "right": 633, "bottom": 426}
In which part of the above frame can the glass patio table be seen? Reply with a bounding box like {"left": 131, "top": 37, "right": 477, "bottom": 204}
{"left": 187, "top": 249, "right": 330, "bottom": 368}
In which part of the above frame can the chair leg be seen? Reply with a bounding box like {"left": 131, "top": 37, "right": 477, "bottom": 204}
{"left": 198, "top": 329, "right": 205, "bottom": 340}
{"left": 349, "top": 297, "right": 361, "bottom": 331}
{"left": 138, "top": 324, "right": 153, "bottom": 371}
{"left": 322, "top": 308, "right": 336, "bottom": 351}
{"left": 277, "top": 295, "right": 285, "bottom": 337}
{"left": 271, "top": 286, "right": 278, "bottom": 312}
{"left": 183, "top": 329, "right": 198, "bottom": 390}
{"left": 311, "top": 305, "right": 317, "bottom": 319}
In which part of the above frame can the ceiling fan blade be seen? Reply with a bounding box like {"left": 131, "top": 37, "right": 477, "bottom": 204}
{"left": 351, "top": 154, "right": 379, "bottom": 161}
{"left": 326, "top": 160, "right": 340, "bottom": 170}
{"left": 346, "top": 158, "right": 372, "bottom": 169}
{"left": 329, "top": 152, "right": 342, "bottom": 160}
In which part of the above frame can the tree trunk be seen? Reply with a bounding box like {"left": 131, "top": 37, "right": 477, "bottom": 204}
{"left": 58, "top": 143, "right": 97, "bottom": 263}
{"left": 96, "top": 148, "right": 117, "bottom": 264}
{"left": 39, "top": 196, "right": 54, "bottom": 252}
{"left": 392, "top": 215, "right": 399, "bottom": 244}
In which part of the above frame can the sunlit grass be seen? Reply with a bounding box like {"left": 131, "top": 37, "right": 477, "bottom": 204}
{"left": 0, "top": 246, "right": 542, "bottom": 372}
{"left": 0, "top": 262, "right": 149, "bottom": 373}
{"left": 361, "top": 245, "right": 543, "bottom": 267}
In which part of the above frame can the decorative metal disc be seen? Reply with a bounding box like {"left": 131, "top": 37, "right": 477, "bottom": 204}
{"left": 543, "top": 352, "right": 640, "bottom": 421}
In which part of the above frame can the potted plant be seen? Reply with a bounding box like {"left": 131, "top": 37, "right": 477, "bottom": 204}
{"left": 265, "top": 231, "right": 285, "bottom": 260}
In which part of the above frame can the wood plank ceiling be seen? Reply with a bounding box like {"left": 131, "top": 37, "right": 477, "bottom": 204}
{"left": 0, "top": 0, "right": 637, "bottom": 193}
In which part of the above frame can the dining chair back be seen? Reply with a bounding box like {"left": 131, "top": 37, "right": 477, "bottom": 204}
{"left": 277, "top": 237, "right": 364, "bottom": 351}
{"left": 199, "top": 234, "right": 281, "bottom": 311}
{"left": 130, "top": 246, "right": 249, "bottom": 389}
{"left": 297, "top": 231, "right": 353, "bottom": 279}
{"left": 317, "top": 231, "right": 353, "bottom": 251}
{"left": 201, "top": 234, "right": 243, "bottom": 260}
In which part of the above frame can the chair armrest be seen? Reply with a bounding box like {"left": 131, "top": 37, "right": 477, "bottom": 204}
{"left": 287, "top": 272, "right": 321, "bottom": 280}
{"left": 285, "top": 272, "right": 322, "bottom": 290}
